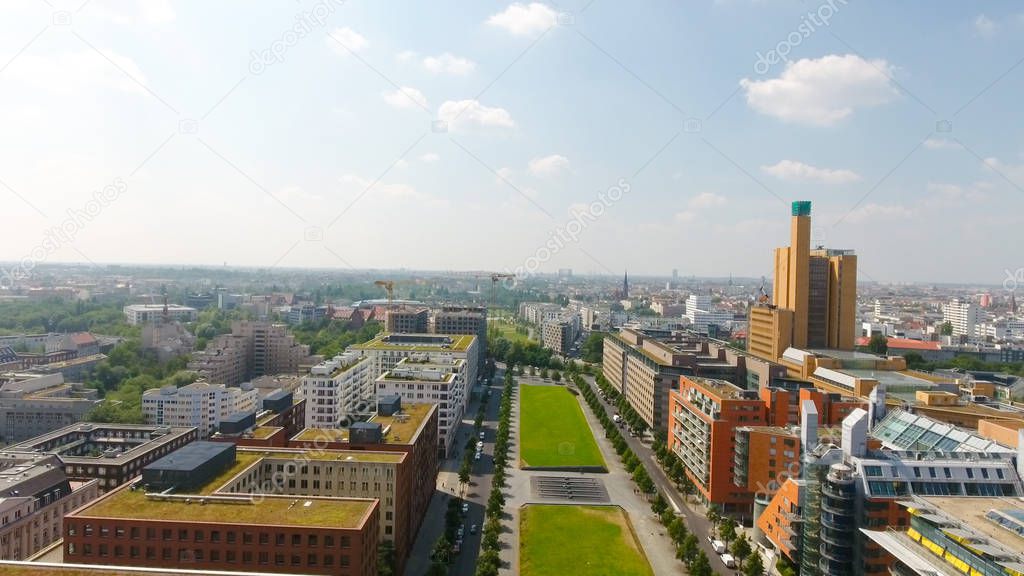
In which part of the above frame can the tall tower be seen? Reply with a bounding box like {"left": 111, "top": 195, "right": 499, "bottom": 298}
{"left": 749, "top": 201, "right": 857, "bottom": 362}
{"left": 623, "top": 271, "right": 629, "bottom": 299}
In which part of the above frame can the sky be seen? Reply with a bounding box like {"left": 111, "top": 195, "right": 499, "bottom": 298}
{"left": 1, "top": 1, "right": 1023, "bottom": 285}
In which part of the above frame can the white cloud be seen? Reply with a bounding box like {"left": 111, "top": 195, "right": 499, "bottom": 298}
{"left": 923, "top": 138, "right": 960, "bottom": 150}
{"left": 420, "top": 153, "right": 440, "bottom": 163}
{"left": 761, "top": 160, "right": 861, "bottom": 184}
{"left": 688, "top": 192, "right": 726, "bottom": 209}
{"left": 437, "top": 99, "right": 515, "bottom": 130}
{"left": 340, "top": 174, "right": 432, "bottom": 202}
{"left": 926, "top": 181, "right": 990, "bottom": 203}
{"left": 394, "top": 159, "right": 409, "bottom": 170}
{"left": 496, "top": 167, "right": 515, "bottom": 184}
{"left": 674, "top": 211, "right": 696, "bottom": 223}
{"left": 327, "top": 27, "right": 368, "bottom": 55}
{"left": 396, "top": 50, "right": 418, "bottom": 62}
{"left": 982, "top": 157, "right": 1024, "bottom": 183}
{"left": 845, "top": 203, "right": 911, "bottom": 222}
{"left": 487, "top": 3, "right": 558, "bottom": 36}
{"left": 3, "top": 50, "right": 150, "bottom": 96}
{"left": 423, "top": 53, "right": 476, "bottom": 76}
{"left": 528, "top": 154, "right": 570, "bottom": 177}
{"left": 740, "top": 54, "right": 898, "bottom": 126}
{"left": 382, "top": 86, "right": 428, "bottom": 109}
{"left": 974, "top": 14, "right": 997, "bottom": 37}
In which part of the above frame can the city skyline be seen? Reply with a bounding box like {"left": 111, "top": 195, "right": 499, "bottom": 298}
{"left": 2, "top": 1, "right": 1023, "bottom": 285}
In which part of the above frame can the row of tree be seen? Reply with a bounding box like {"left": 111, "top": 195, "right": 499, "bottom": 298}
{"left": 474, "top": 367, "right": 516, "bottom": 576}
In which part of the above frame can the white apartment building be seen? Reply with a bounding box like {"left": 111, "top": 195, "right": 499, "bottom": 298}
{"left": 943, "top": 298, "right": 981, "bottom": 336}
{"left": 141, "top": 381, "right": 259, "bottom": 437}
{"left": 686, "top": 294, "right": 712, "bottom": 315}
{"left": 375, "top": 356, "right": 468, "bottom": 456}
{"left": 301, "top": 351, "right": 375, "bottom": 428}
{"left": 686, "top": 307, "right": 733, "bottom": 335}
{"left": 123, "top": 304, "right": 198, "bottom": 325}
{"left": 352, "top": 333, "right": 479, "bottom": 398}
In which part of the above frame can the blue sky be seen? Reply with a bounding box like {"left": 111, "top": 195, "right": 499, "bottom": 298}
{"left": 1, "top": 1, "right": 1022, "bottom": 285}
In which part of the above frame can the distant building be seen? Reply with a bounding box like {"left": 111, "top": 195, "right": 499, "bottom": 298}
{"left": 943, "top": 298, "right": 980, "bottom": 336}
{"left": 0, "top": 373, "right": 99, "bottom": 443}
{"left": 187, "top": 321, "right": 314, "bottom": 385}
{"left": 287, "top": 303, "right": 329, "bottom": 326}
{"left": 0, "top": 453, "right": 99, "bottom": 561}
{"left": 385, "top": 306, "right": 429, "bottom": 334}
{"left": 431, "top": 305, "right": 487, "bottom": 361}
{"left": 141, "top": 322, "right": 195, "bottom": 362}
{"left": 541, "top": 315, "right": 580, "bottom": 356}
{"left": 142, "top": 381, "right": 260, "bottom": 438}
{"left": 123, "top": 304, "right": 198, "bottom": 325}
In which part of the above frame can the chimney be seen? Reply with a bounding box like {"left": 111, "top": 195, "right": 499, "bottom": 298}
{"left": 800, "top": 399, "right": 819, "bottom": 456}
{"left": 842, "top": 408, "right": 869, "bottom": 459}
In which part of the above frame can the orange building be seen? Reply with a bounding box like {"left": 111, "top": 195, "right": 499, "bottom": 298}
{"left": 734, "top": 426, "right": 800, "bottom": 498}
{"left": 667, "top": 376, "right": 766, "bottom": 515}
{"left": 759, "top": 386, "right": 864, "bottom": 428}
{"left": 757, "top": 477, "right": 803, "bottom": 563}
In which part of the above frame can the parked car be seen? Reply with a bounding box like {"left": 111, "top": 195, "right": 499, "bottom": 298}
{"left": 721, "top": 553, "right": 736, "bottom": 568}
{"left": 479, "top": 431, "right": 485, "bottom": 440}
{"left": 476, "top": 440, "right": 484, "bottom": 449}
{"left": 470, "top": 524, "right": 478, "bottom": 535}
{"left": 711, "top": 540, "right": 726, "bottom": 554}
{"left": 461, "top": 502, "right": 469, "bottom": 513}
{"left": 475, "top": 452, "right": 482, "bottom": 461}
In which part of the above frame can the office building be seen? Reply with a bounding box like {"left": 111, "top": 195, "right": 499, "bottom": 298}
{"left": 302, "top": 352, "right": 375, "bottom": 428}
{"left": 5, "top": 423, "right": 197, "bottom": 493}
{"left": 123, "top": 304, "right": 198, "bottom": 326}
{"left": 375, "top": 356, "right": 469, "bottom": 456}
{"left": 287, "top": 303, "right": 329, "bottom": 326}
{"left": 431, "top": 305, "right": 487, "bottom": 360}
{"left": 63, "top": 443, "right": 380, "bottom": 576}
{"left": 142, "top": 382, "right": 260, "bottom": 438}
{"left": 942, "top": 298, "right": 981, "bottom": 336}
{"left": 605, "top": 329, "right": 787, "bottom": 433}
{"left": 352, "top": 333, "right": 478, "bottom": 396}
{"left": 667, "top": 376, "right": 768, "bottom": 515}
{"left": 541, "top": 315, "right": 580, "bottom": 356}
{"left": 863, "top": 496, "right": 1024, "bottom": 576}
{"left": 749, "top": 201, "right": 857, "bottom": 362}
{"left": 0, "top": 453, "right": 99, "bottom": 561}
{"left": 517, "top": 302, "right": 565, "bottom": 326}
{"left": 385, "top": 306, "right": 429, "bottom": 334}
{"left": 0, "top": 373, "right": 99, "bottom": 443}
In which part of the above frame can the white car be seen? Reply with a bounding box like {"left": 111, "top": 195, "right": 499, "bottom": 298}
{"left": 475, "top": 452, "right": 482, "bottom": 461}
{"left": 461, "top": 503, "right": 469, "bottom": 513}
{"left": 476, "top": 441, "right": 484, "bottom": 449}
{"left": 721, "top": 553, "right": 736, "bottom": 568}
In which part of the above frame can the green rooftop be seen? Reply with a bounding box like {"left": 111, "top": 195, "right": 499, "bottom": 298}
{"left": 356, "top": 332, "right": 476, "bottom": 352}
{"left": 76, "top": 489, "right": 374, "bottom": 528}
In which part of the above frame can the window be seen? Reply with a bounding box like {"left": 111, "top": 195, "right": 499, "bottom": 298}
{"left": 340, "top": 536, "right": 351, "bottom": 548}
{"left": 981, "top": 468, "right": 990, "bottom": 479}
{"left": 163, "top": 529, "right": 172, "bottom": 541}
{"left": 227, "top": 550, "right": 236, "bottom": 563}
{"left": 308, "top": 535, "right": 318, "bottom": 547}
{"left": 324, "top": 535, "right": 334, "bottom": 547}
{"left": 259, "top": 533, "right": 269, "bottom": 545}
{"left": 340, "top": 555, "right": 350, "bottom": 567}
{"left": 211, "top": 550, "right": 220, "bottom": 562}
{"left": 227, "top": 531, "right": 236, "bottom": 544}
{"left": 292, "top": 554, "right": 301, "bottom": 566}
{"left": 243, "top": 551, "right": 253, "bottom": 563}
{"left": 179, "top": 529, "right": 188, "bottom": 541}
{"left": 309, "top": 553, "right": 318, "bottom": 565}
{"left": 292, "top": 534, "right": 301, "bottom": 546}
{"left": 276, "top": 534, "right": 285, "bottom": 546}
{"left": 243, "top": 532, "right": 254, "bottom": 544}
{"left": 324, "top": 554, "right": 334, "bottom": 565}
{"left": 259, "top": 551, "right": 269, "bottom": 565}
{"left": 211, "top": 530, "right": 220, "bottom": 542}
{"left": 275, "top": 553, "right": 285, "bottom": 565}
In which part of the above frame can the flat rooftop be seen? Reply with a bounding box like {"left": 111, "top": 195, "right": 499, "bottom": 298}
{"left": 6, "top": 424, "right": 196, "bottom": 466}
{"left": 685, "top": 376, "right": 754, "bottom": 399}
{"left": 807, "top": 348, "right": 884, "bottom": 362}
{"left": 918, "top": 496, "right": 1024, "bottom": 557}
{"left": 75, "top": 489, "right": 374, "bottom": 529}
{"left": 292, "top": 402, "right": 434, "bottom": 445}
{"left": 356, "top": 333, "right": 475, "bottom": 352}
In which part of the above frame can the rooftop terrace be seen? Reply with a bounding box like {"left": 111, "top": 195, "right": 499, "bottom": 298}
{"left": 356, "top": 333, "right": 475, "bottom": 352}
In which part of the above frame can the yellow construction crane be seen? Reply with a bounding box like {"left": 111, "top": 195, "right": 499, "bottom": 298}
{"left": 374, "top": 280, "right": 395, "bottom": 310}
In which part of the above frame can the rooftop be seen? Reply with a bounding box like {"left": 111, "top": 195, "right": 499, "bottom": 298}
{"left": 356, "top": 332, "right": 476, "bottom": 352}
{"left": 75, "top": 488, "right": 374, "bottom": 529}
{"left": 291, "top": 403, "right": 434, "bottom": 445}
{"left": 915, "top": 496, "right": 1024, "bottom": 561}
{"left": 6, "top": 423, "right": 196, "bottom": 466}
{"left": 683, "top": 375, "right": 755, "bottom": 400}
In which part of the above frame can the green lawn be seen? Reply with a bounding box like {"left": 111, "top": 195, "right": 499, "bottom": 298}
{"left": 519, "top": 384, "right": 605, "bottom": 468}
{"left": 520, "top": 505, "right": 652, "bottom": 576}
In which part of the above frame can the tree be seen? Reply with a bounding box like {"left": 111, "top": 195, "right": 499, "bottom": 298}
{"left": 688, "top": 550, "right": 713, "bottom": 576}
{"left": 551, "top": 371, "right": 561, "bottom": 382}
{"left": 377, "top": 541, "right": 396, "bottom": 576}
{"left": 427, "top": 561, "right": 448, "bottom": 576}
{"left": 651, "top": 493, "right": 668, "bottom": 515}
{"left": 458, "top": 461, "right": 471, "bottom": 489}
{"left": 718, "top": 517, "right": 737, "bottom": 543}
{"left": 940, "top": 321, "right": 953, "bottom": 336}
{"left": 730, "top": 533, "right": 752, "bottom": 561}
{"left": 430, "top": 535, "right": 452, "bottom": 565}
{"left": 678, "top": 533, "right": 699, "bottom": 564}
{"left": 868, "top": 333, "right": 889, "bottom": 354}
{"left": 743, "top": 552, "right": 765, "bottom": 576}
{"left": 539, "top": 367, "right": 549, "bottom": 379}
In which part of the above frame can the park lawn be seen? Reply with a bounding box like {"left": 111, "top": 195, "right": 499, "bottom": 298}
{"left": 520, "top": 505, "right": 652, "bottom": 576}
{"left": 519, "top": 384, "right": 605, "bottom": 468}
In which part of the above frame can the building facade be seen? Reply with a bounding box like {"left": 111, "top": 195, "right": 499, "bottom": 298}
{"left": 0, "top": 373, "right": 99, "bottom": 443}
{"left": 123, "top": 304, "right": 198, "bottom": 326}
{"left": 142, "top": 382, "right": 260, "bottom": 438}
{"left": 375, "top": 357, "right": 468, "bottom": 456}
{"left": 302, "top": 352, "right": 375, "bottom": 428}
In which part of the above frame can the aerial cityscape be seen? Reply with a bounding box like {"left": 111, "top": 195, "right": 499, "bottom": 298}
{"left": 2, "top": 2, "right": 1024, "bottom": 576}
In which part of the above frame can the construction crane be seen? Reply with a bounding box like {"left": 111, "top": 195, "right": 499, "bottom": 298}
{"left": 489, "top": 273, "right": 515, "bottom": 309}
{"left": 374, "top": 280, "right": 395, "bottom": 310}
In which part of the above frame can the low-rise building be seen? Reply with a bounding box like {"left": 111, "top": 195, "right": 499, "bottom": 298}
{"left": 5, "top": 423, "right": 197, "bottom": 493}
{"left": 142, "top": 382, "right": 260, "bottom": 438}
{"left": 0, "top": 373, "right": 99, "bottom": 443}
{"left": 123, "top": 304, "right": 198, "bottom": 326}
{"left": 0, "top": 453, "right": 99, "bottom": 561}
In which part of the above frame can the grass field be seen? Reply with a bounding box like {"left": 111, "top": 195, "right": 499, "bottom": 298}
{"left": 519, "top": 384, "right": 605, "bottom": 468}
{"left": 520, "top": 505, "right": 652, "bottom": 576}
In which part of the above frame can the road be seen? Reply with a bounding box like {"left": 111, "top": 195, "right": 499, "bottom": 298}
{"left": 404, "top": 368, "right": 504, "bottom": 576}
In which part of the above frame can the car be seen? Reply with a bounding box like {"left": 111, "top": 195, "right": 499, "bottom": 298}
{"left": 721, "top": 553, "right": 736, "bottom": 568}
{"left": 461, "top": 503, "right": 469, "bottom": 513}
{"left": 475, "top": 452, "right": 482, "bottom": 461}
{"left": 476, "top": 441, "right": 484, "bottom": 448}
{"left": 711, "top": 540, "right": 726, "bottom": 554}
{"left": 457, "top": 526, "right": 464, "bottom": 538}
{"left": 470, "top": 524, "right": 478, "bottom": 535}
{"left": 479, "top": 431, "right": 485, "bottom": 440}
